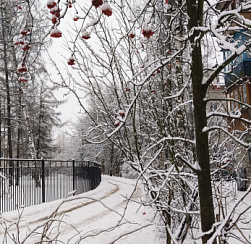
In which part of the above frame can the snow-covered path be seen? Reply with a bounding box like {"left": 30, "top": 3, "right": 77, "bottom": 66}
{"left": 1, "top": 176, "right": 162, "bottom": 244}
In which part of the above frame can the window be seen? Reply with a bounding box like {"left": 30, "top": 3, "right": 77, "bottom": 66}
{"left": 224, "top": 50, "right": 232, "bottom": 71}
{"left": 234, "top": 90, "right": 238, "bottom": 108}
{"left": 234, "top": 90, "right": 237, "bottom": 99}
{"left": 227, "top": 93, "right": 231, "bottom": 111}
{"left": 231, "top": 101, "right": 234, "bottom": 111}
{"left": 243, "top": 85, "right": 247, "bottom": 103}
{"left": 239, "top": 92, "right": 242, "bottom": 102}
{"left": 238, "top": 86, "right": 243, "bottom": 103}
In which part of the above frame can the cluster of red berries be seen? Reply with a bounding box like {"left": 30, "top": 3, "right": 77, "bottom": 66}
{"left": 14, "top": 26, "right": 31, "bottom": 80}
{"left": 92, "top": 0, "right": 113, "bottom": 17}
{"left": 81, "top": 31, "right": 91, "bottom": 40}
{"left": 14, "top": 39, "right": 24, "bottom": 46}
{"left": 22, "top": 44, "right": 31, "bottom": 51}
{"left": 67, "top": 0, "right": 75, "bottom": 8}
{"left": 73, "top": 16, "right": 80, "bottom": 21}
{"left": 142, "top": 28, "right": 155, "bottom": 38}
{"left": 14, "top": 28, "right": 31, "bottom": 49}
{"left": 67, "top": 57, "right": 76, "bottom": 66}
{"left": 114, "top": 110, "right": 126, "bottom": 127}
{"left": 50, "top": 28, "right": 62, "bottom": 38}
{"left": 128, "top": 26, "right": 155, "bottom": 39}
{"left": 19, "top": 77, "right": 28, "bottom": 82}
{"left": 47, "top": 0, "right": 61, "bottom": 26}
{"left": 92, "top": 0, "right": 103, "bottom": 8}
{"left": 17, "top": 62, "right": 28, "bottom": 73}
{"left": 17, "top": 4, "right": 22, "bottom": 10}
{"left": 47, "top": 0, "right": 62, "bottom": 38}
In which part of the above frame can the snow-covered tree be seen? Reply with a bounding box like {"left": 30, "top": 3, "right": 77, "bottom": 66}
{"left": 32, "top": 0, "right": 251, "bottom": 243}
{"left": 0, "top": 0, "right": 61, "bottom": 160}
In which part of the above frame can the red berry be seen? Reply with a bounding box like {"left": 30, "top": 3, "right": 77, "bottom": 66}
{"left": 51, "top": 16, "right": 57, "bottom": 24}
{"left": 114, "top": 120, "right": 120, "bottom": 127}
{"left": 82, "top": 31, "right": 91, "bottom": 40}
{"left": 118, "top": 110, "right": 125, "bottom": 117}
{"left": 67, "top": 57, "right": 75, "bottom": 65}
{"left": 129, "top": 33, "right": 135, "bottom": 39}
{"left": 22, "top": 44, "right": 30, "bottom": 51}
{"left": 20, "top": 30, "right": 28, "bottom": 36}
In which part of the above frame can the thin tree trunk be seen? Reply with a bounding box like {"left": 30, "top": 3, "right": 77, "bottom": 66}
{"left": 17, "top": 86, "right": 23, "bottom": 159}
{"left": 110, "top": 142, "right": 114, "bottom": 176}
{"left": 0, "top": 97, "right": 2, "bottom": 158}
{"left": 187, "top": 0, "right": 216, "bottom": 242}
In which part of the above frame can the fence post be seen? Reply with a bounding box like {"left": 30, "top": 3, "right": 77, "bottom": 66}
{"left": 72, "top": 159, "right": 75, "bottom": 195}
{"left": 41, "top": 159, "right": 45, "bottom": 203}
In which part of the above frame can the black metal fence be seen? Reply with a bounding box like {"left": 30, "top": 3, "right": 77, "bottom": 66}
{"left": 0, "top": 158, "right": 101, "bottom": 212}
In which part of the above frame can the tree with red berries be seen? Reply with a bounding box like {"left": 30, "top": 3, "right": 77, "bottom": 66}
{"left": 14, "top": 0, "right": 251, "bottom": 243}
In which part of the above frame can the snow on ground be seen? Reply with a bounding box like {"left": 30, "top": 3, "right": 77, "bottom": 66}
{"left": 1, "top": 176, "right": 251, "bottom": 244}
{"left": 0, "top": 175, "right": 163, "bottom": 244}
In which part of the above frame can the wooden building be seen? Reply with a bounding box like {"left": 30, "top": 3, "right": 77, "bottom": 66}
{"left": 216, "top": 0, "right": 251, "bottom": 189}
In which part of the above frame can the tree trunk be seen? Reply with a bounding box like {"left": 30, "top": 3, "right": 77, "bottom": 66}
{"left": 187, "top": 0, "right": 216, "bottom": 242}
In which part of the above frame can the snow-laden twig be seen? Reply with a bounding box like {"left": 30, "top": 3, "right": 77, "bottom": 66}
{"left": 207, "top": 185, "right": 251, "bottom": 244}
{"left": 202, "top": 126, "right": 251, "bottom": 148}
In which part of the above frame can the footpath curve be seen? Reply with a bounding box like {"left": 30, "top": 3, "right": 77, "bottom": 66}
{"left": 0, "top": 175, "right": 161, "bottom": 244}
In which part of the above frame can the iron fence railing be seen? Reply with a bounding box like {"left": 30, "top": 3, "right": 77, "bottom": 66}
{"left": 0, "top": 158, "right": 101, "bottom": 212}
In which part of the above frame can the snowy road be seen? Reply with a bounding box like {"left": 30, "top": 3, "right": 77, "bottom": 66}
{"left": 1, "top": 176, "right": 162, "bottom": 244}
